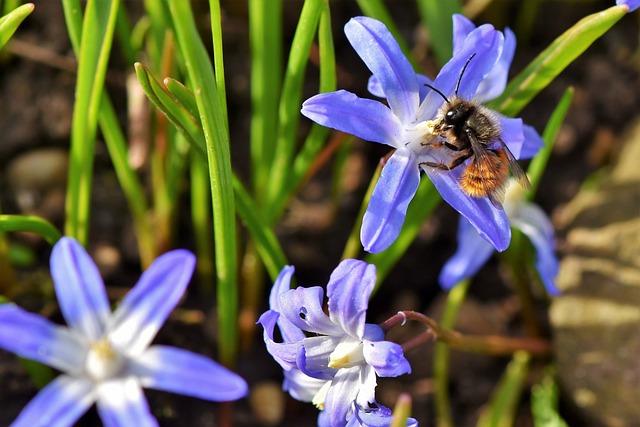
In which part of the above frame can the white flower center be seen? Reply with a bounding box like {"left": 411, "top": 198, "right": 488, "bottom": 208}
{"left": 328, "top": 338, "right": 365, "bottom": 369}
{"left": 85, "top": 339, "right": 125, "bottom": 382}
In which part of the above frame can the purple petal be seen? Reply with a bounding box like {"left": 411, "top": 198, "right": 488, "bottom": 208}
{"left": 278, "top": 286, "right": 343, "bottom": 336}
{"left": 362, "top": 340, "right": 411, "bottom": 377}
{"left": 618, "top": 0, "right": 640, "bottom": 12}
{"left": 498, "top": 116, "right": 524, "bottom": 159}
{"left": 345, "top": 17, "right": 419, "bottom": 125}
{"left": 108, "top": 250, "right": 195, "bottom": 355}
{"left": 302, "top": 335, "right": 341, "bottom": 380}
{"left": 95, "top": 378, "right": 157, "bottom": 427}
{"left": 439, "top": 217, "right": 495, "bottom": 289}
{"left": 283, "top": 368, "right": 328, "bottom": 402}
{"left": 301, "top": 91, "right": 402, "bottom": 146}
{"left": 452, "top": 14, "right": 477, "bottom": 55}
{"left": 322, "top": 367, "right": 361, "bottom": 427}
{"left": 348, "top": 402, "right": 419, "bottom": 427}
{"left": 511, "top": 204, "right": 560, "bottom": 295}
{"left": 268, "top": 266, "right": 305, "bottom": 342}
{"left": 257, "top": 310, "right": 303, "bottom": 371}
{"left": 361, "top": 150, "right": 421, "bottom": 253}
{"left": 11, "top": 375, "right": 94, "bottom": 427}
{"left": 368, "top": 73, "right": 434, "bottom": 102}
{"left": 0, "top": 305, "right": 86, "bottom": 374}
{"left": 476, "top": 27, "right": 516, "bottom": 102}
{"left": 50, "top": 237, "right": 110, "bottom": 341}
{"left": 420, "top": 24, "right": 503, "bottom": 119}
{"left": 326, "top": 259, "right": 376, "bottom": 339}
{"left": 423, "top": 167, "right": 512, "bottom": 251}
{"left": 131, "top": 345, "right": 248, "bottom": 401}
{"left": 520, "top": 124, "right": 544, "bottom": 159}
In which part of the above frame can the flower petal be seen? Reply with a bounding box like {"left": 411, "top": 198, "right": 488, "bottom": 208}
{"left": 510, "top": 204, "right": 560, "bottom": 295}
{"left": 498, "top": 116, "right": 524, "bottom": 159}
{"left": 476, "top": 27, "right": 516, "bottom": 102}
{"left": 423, "top": 167, "right": 512, "bottom": 251}
{"left": 268, "top": 266, "right": 305, "bottom": 343}
{"left": 361, "top": 149, "right": 421, "bottom": 253}
{"left": 0, "top": 305, "right": 86, "bottom": 374}
{"left": 50, "top": 237, "right": 110, "bottom": 341}
{"left": 439, "top": 217, "right": 495, "bottom": 289}
{"left": 321, "top": 366, "right": 362, "bottom": 427}
{"left": 278, "top": 286, "right": 343, "bottom": 336}
{"left": 326, "top": 259, "right": 376, "bottom": 339}
{"left": 452, "top": 14, "right": 477, "bottom": 55}
{"left": 420, "top": 24, "right": 503, "bottom": 119}
{"left": 95, "top": 378, "right": 157, "bottom": 427}
{"left": 301, "top": 91, "right": 402, "bottom": 146}
{"left": 345, "top": 17, "right": 419, "bottom": 125}
{"left": 11, "top": 375, "right": 94, "bottom": 427}
{"left": 301, "top": 335, "right": 341, "bottom": 380}
{"left": 362, "top": 340, "right": 411, "bottom": 377}
{"left": 131, "top": 345, "right": 248, "bottom": 401}
{"left": 283, "top": 368, "right": 328, "bottom": 402}
{"left": 520, "top": 124, "right": 545, "bottom": 160}
{"left": 368, "top": 73, "right": 434, "bottom": 102}
{"left": 618, "top": 0, "right": 640, "bottom": 12}
{"left": 257, "top": 310, "right": 303, "bottom": 371}
{"left": 108, "top": 250, "right": 195, "bottom": 355}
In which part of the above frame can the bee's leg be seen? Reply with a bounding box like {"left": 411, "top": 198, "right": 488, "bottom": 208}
{"left": 420, "top": 153, "right": 469, "bottom": 171}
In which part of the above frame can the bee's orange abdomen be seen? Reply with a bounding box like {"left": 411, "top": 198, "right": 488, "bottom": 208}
{"left": 460, "top": 150, "right": 509, "bottom": 198}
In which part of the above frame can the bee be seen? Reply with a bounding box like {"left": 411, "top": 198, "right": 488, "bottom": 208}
{"left": 421, "top": 54, "right": 530, "bottom": 208}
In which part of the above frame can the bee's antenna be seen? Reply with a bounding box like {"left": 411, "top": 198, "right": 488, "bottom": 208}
{"left": 455, "top": 53, "right": 476, "bottom": 97}
{"left": 425, "top": 83, "right": 450, "bottom": 105}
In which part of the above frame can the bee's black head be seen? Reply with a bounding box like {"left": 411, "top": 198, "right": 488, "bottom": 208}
{"left": 444, "top": 102, "right": 473, "bottom": 125}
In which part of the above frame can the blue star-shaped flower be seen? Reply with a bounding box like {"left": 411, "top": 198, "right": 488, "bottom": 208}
{"left": 258, "top": 259, "right": 414, "bottom": 426}
{"left": 302, "top": 16, "right": 543, "bottom": 254}
{"left": 440, "top": 183, "right": 560, "bottom": 295}
{"left": 0, "top": 237, "right": 247, "bottom": 427}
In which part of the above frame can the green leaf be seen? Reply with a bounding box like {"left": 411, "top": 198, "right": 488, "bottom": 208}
{"left": 265, "top": 0, "right": 323, "bottom": 221}
{"left": 0, "top": 215, "right": 62, "bottom": 246}
{"left": 527, "top": 87, "right": 574, "bottom": 199}
{"left": 531, "top": 369, "right": 569, "bottom": 427}
{"left": 168, "top": 0, "right": 238, "bottom": 366}
{"left": 477, "top": 351, "right": 531, "bottom": 427}
{"left": 0, "top": 3, "right": 34, "bottom": 49}
{"left": 134, "top": 63, "right": 206, "bottom": 157}
{"left": 489, "top": 5, "right": 627, "bottom": 117}
{"left": 416, "top": 0, "right": 462, "bottom": 65}
{"left": 139, "top": 69, "right": 289, "bottom": 282}
{"left": 64, "top": 0, "right": 120, "bottom": 246}
{"left": 249, "top": 0, "right": 282, "bottom": 201}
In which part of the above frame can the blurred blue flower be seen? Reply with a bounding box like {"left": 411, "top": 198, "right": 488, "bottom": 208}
{"left": 258, "top": 259, "right": 414, "bottom": 427}
{"left": 439, "top": 184, "right": 560, "bottom": 295}
{"left": 617, "top": 0, "right": 640, "bottom": 12}
{"left": 0, "top": 237, "right": 247, "bottom": 427}
{"left": 302, "top": 16, "right": 542, "bottom": 254}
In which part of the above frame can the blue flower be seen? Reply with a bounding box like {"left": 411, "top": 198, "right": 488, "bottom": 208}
{"left": 301, "top": 16, "right": 543, "bottom": 254}
{"left": 439, "top": 183, "right": 560, "bottom": 295}
{"left": 258, "top": 259, "right": 414, "bottom": 426}
{"left": 617, "top": 0, "right": 640, "bottom": 12}
{"left": 0, "top": 237, "right": 247, "bottom": 427}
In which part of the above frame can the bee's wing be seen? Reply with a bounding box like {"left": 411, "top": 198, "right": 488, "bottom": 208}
{"left": 495, "top": 137, "right": 531, "bottom": 190}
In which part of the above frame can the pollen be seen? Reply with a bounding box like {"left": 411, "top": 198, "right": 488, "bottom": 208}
{"left": 328, "top": 339, "right": 365, "bottom": 369}
{"left": 85, "top": 339, "right": 125, "bottom": 382}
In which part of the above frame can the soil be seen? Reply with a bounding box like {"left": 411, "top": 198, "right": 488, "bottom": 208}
{"left": 0, "top": 1, "right": 638, "bottom": 426}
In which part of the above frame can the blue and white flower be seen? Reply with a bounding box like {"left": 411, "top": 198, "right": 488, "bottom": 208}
{"left": 439, "top": 183, "right": 560, "bottom": 295}
{"left": 0, "top": 237, "right": 247, "bottom": 427}
{"left": 258, "top": 259, "right": 414, "bottom": 426}
{"left": 302, "top": 16, "right": 543, "bottom": 254}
